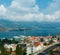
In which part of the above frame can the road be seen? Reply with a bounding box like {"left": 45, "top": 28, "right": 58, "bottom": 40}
{"left": 42, "top": 43, "right": 60, "bottom": 53}
{"left": 33, "top": 42, "right": 60, "bottom": 55}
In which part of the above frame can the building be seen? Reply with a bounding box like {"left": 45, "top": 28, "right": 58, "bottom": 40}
{"left": 26, "top": 42, "right": 44, "bottom": 55}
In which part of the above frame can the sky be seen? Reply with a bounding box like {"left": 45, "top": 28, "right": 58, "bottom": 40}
{"left": 0, "top": 0, "right": 60, "bottom": 22}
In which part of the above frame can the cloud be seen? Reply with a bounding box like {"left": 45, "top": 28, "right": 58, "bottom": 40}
{"left": 44, "top": 0, "right": 60, "bottom": 14}
{"left": 5, "top": 11, "right": 60, "bottom": 22}
{"left": 5, "top": 0, "right": 40, "bottom": 21}
{"left": 0, "top": 0, "right": 60, "bottom": 22}
{"left": 0, "top": 5, "right": 6, "bottom": 16}
{"left": 10, "top": 0, "right": 39, "bottom": 13}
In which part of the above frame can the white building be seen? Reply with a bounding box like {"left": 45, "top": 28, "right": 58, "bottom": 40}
{"left": 26, "top": 42, "right": 44, "bottom": 55}
{"left": 4, "top": 44, "right": 17, "bottom": 51}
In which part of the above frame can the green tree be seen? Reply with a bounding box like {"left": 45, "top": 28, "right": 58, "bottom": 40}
{"left": 0, "top": 46, "right": 5, "bottom": 55}
{"left": 23, "top": 48, "right": 26, "bottom": 55}
{"left": 0, "top": 39, "right": 3, "bottom": 46}
{"left": 16, "top": 45, "right": 23, "bottom": 55}
{"left": 10, "top": 48, "right": 12, "bottom": 54}
{"left": 4, "top": 52, "right": 10, "bottom": 55}
{"left": 12, "top": 38, "right": 16, "bottom": 44}
{"left": 49, "top": 50, "right": 55, "bottom": 55}
{"left": 29, "top": 54, "right": 32, "bottom": 55}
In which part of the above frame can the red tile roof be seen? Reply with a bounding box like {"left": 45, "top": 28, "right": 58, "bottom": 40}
{"left": 28, "top": 37, "right": 35, "bottom": 40}
{"left": 6, "top": 50, "right": 11, "bottom": 53}
{"left": 34, "top": 42, "right": 41, "bottom": 47}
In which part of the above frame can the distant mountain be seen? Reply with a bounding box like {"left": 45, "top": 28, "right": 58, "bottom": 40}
{"left": 0, "top": 19, "right": 60, "bottom": 29}
{"left": 0, "top": 19, "right": 60, "bottom": 37}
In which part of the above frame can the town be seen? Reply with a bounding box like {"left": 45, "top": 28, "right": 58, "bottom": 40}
{"left": 0, "top": 35, "right": 60, "bottom": 55}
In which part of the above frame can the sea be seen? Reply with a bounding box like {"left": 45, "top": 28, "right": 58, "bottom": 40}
{"left": 0, "top": 21, "right": 60, "bottom": 38}
{"left": 0, "top": 28, "right": 60, "bottom": 38}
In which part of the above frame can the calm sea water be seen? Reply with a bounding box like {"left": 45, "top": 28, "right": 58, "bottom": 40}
{"left": 0, "top": 28, "right": 60, "bottom": 38}
{"left": 0, "top": 21, "right": 60, "bottom": 38}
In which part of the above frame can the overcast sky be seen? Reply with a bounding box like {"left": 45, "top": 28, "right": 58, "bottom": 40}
{"left": 0, "top": 0, "right": 60, "bottom": 22}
